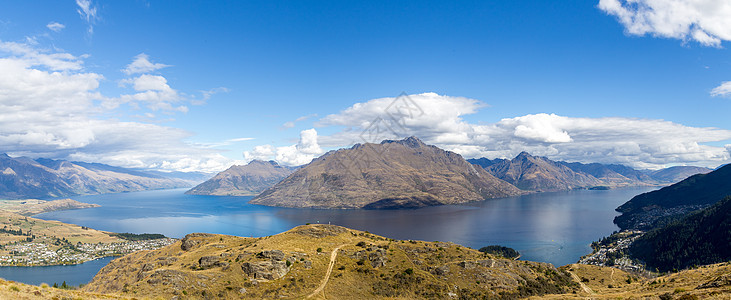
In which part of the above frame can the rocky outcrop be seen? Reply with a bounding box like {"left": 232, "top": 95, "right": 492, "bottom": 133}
{"left": 199, "top": 256, "right": 229, "bottom": 269}
{"left": 251, "top": 137, "right": 522, "bottom": 209}
{"left": 241, "top": 260, "right": 290, "bottom": 280}
{"left": 180, "top": 233, "right": 214, "bottom": 251}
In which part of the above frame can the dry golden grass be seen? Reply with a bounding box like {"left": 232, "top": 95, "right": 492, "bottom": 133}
{"left": 83, "top": 224, "right": 578, "bottom": 299}
{"left": 531, "top": 263, "right": 731, "bottom": 299}
{"left": 0, "top": 223, "right": 726, "bottom": 299}
{"left": 0, "top": 277, "right": 131, "bottom": 300}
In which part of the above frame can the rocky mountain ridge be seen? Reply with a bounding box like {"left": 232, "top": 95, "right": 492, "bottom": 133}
{"left": 250, "top": 137, "right": 523, "bottom": 209}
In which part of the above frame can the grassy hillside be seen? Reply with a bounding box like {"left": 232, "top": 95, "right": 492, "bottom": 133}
{"left": 0, "top": 223, "right": 724, "bottom": 298}
{"left": 84, "top": 224, "right": 576, "bottom": 299}
{"left": 538, "top": 263, "right": 731, "bottom": 299}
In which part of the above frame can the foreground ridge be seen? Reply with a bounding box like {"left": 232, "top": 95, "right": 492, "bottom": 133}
{"left": 82, "top": 224, "right": 575, "bottom": 299}
{"left": 74, "top": 224, "right": 731, "bottom": 299}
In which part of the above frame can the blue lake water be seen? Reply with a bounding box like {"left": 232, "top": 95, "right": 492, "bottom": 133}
{"left": 0, "top": 256, "right": 115, "bottom": 286}
{"left": 3, "top": 186, "right": 655, "bottom": 285}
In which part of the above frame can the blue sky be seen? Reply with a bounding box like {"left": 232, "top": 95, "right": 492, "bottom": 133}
{"left": 1, "top": 0, "right": 731, "bottom": 172}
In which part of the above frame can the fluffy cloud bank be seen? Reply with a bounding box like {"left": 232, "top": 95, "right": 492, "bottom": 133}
{"left": 0, "top": 40, "right": 231, "bottom": 173}
{"left": 315, "top": 93, "right": 731, "bottom": 169}
{"left": 598, "top": 0, "right": 731, "bottom": 47}
{"left": 244, "top": 129, "right": 323, "bottom": 166}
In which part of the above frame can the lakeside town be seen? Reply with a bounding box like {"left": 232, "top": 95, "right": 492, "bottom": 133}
{"left": 578, "top": 230, "right": 653, "bottom": 276}
{"left": 0, "top": 238, "right": 176, "bottom": 266}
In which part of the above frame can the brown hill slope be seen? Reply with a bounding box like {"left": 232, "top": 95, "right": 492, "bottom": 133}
{"left": 83, "top": 224, "right": 576, "bottom": 299}
{"left": 186, "top": 160, "right": 294, "bottom": 196}
{"left": 250, "top": 137, "right": 523, "bottom": 209}
{"left": 79, "top": 224, "right": 731, "bottom": 299}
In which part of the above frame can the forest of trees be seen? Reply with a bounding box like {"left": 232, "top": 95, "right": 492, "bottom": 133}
{"left": 479, "top": 245, "right": 520, "bottom": 259}
{"left": 110, "top": 233, "right": 166, "bottom": 241}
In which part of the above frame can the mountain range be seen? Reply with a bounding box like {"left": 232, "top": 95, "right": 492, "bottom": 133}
{"left": 184, "top": 137, "right": 713, "bottom": 209}
{"left": 0, "top": 154, "right": 195, "bottom": 199}
{"left": 250, "top": 137, "right": 523, "bottom": 209}
{"left": 472, "top": 152, "right": 604, "bottom": 192}
{"left": 468, "top": 153, "right": 712, "bottom": 192}
{"left": 186, "top": 160, "right": 295, "bottom": 196}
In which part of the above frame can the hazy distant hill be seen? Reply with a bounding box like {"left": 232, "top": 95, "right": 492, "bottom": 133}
{"left": 629, "top": 196, "right": 731, "bottom": 272}
{"left": 186, "top": 160, "right": 295, "bottom": 196}
{"left": 0, "top": 154, "right": 191, "bottom": 199}
{"left": 648, "top": 166, "right": 713, "bottom": 183}
{"left": 250, "top": 137, "right": 522, "bottom": 209}
{"left": 469, "top": 155, "right": 712, "bottom": 193}
{"left": 134, "top": 169, "right": 213, "bottom": 185}
{"left": 558, "top": 161, "right": 653, "bottom": 186}
{"left": 615, "top": 164, "right": 731, "bottom": 230}
{"left": 478, "top": 152, "right": 603, "bottom": 192}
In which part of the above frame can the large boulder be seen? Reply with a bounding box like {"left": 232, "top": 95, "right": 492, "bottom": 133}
{"left": 241, "top": 261, "right": 290, "bottom": 280}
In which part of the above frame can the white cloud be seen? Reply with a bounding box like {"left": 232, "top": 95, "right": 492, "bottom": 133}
{"left": 598, "top": 0, "right": 731, "bottom": 47}
{"left": 318, "top": 92, "right": 483, "bottom": 146}
{"left": 118, "top": 74, "right": 187, "bottom": 113}
{"left": 243, "top": 129, "right": 323, "bottom": 166}
{"left": 316, "top": 93, "right": 731, "bottom": 169}
{"left": 0, "top": 41, "right": 84, "bottom": 71}
{"left": 502, "top": 114, "right": 573, "bottom": 143}
{"left": 122, "top": 53, "right": 170, "bottom": 75}
{"left": 76, "top": 0, "right": 98, "bottom": 36}
{"left": 711, "top": 81, "right": 731, "bottom": 97}
{"left": 243, "top": 145, "right": 277, "bottom": 162}
{"left": 198, "top": 137, "right": 255, "bottom": 149}
{"left": 46, "top": 22, "right": 65, "bottom": 32}
{"left": 227, "top": 137, "right": 255, "bottom": 143}
{"left": 0, "top": 40, "right": 232, "bottom": 173}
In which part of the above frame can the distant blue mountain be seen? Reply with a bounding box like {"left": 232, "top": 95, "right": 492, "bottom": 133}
{"left": 0, "top": 154, "right": 195, "bottom": 199}
{"left": 468, "top": 153, "right": 712, "bottom": 192}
